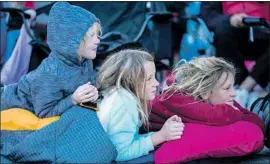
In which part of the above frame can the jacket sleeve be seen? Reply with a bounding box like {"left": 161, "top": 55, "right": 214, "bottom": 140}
{"left": 1, "top": 84, "right": 23, "bottom": 111}
{"left": 200, "top": 2, "right": 231, "bottom": 31}
{"left": 109, "top": 102, "right": 154, "bottom": 161}
{"left": 234, "top": 101, "right": 265, "bottom": 132}
{"left": 31, "top": 74, "right": 74, "bottom": 118}
{"left": 152, "top": 95, "right": 244, "bottom": 126}
{"left": 1, "top": 77, "right": 34, "bottom": 112}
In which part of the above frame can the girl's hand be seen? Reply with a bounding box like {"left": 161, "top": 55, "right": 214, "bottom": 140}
{"left": 152, "top": 115, "right": 185, "bottom": 146}
{"left": 71, "top": 82, "right": 98, "bottom": 105}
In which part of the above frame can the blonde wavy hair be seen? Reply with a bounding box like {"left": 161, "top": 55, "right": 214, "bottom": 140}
{"left": 164, "top": 57, "right": 236, "bottom": 101}
{"left": 97, "top": 49, "right": 154, "bottom": 126}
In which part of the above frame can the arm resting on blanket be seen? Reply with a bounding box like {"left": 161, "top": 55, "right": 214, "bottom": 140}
{"left": 152, "top": 94, "right": 244, "bottom": 126}
{"left": 31, "top": 74, "right": 74, "bottom": 118}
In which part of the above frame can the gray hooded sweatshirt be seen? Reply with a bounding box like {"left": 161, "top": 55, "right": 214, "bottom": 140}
{"left": 1, "top": 2, "right": 99, "bottom": 118}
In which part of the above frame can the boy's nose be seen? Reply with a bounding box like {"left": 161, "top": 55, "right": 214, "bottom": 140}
{"left": 95, "top": 36, "right": 100, "bottom": 44}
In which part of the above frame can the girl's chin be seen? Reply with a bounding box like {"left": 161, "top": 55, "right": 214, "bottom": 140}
{"left": 210, "top": 101, "right": 233, "bottom": 105}
{"left": 224, "top": 102, "right": 234, "bottom": 106}
{"left": 146, "top": 95, "right": 155, "bottom": 101}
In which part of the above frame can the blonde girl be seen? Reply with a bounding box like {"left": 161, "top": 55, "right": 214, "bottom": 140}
{"left": 96, "top": 49, "right": 185, "bottom": 162}
{"left": 150, "top": 57, "right": 264, "bottom": 132}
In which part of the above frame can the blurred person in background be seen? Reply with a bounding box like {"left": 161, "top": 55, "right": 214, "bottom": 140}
{"left": 200, "top": 2, "right": 270, "bottom": 108}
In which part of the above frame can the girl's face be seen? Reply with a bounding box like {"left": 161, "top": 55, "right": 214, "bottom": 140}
{"left": 144, "top": 61, "right": 159, "bottom": 100}
{"left": 205, "top": 72, "right": 237, "bottom": 105}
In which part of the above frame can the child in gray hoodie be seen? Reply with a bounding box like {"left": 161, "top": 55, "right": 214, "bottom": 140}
{"left": 1, "top": 2, "right": 101, "bottom": 118}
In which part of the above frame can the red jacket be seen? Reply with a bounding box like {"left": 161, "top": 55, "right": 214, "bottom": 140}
{"left": 149, "top": 92, "right": 265, "bottom": 133}
{"left": 223, "top": 2, "right": 270, "bottom": 23}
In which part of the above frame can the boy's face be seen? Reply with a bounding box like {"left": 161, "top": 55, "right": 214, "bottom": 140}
{"left": 205, "top": 72, "right": 236, "bottom": 105}
{"left": 144, "top": 61, "right": 159, "bottom": 100}
{"left": 78, "top": 32, "right": 100, "bottom": 60}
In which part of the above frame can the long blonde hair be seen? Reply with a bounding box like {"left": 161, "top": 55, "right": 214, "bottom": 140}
{"left": 97, "top": 49, "right": 154, "bottom": 126}
{"left": 164, "top": 57, "right": 236, "bottom": 100}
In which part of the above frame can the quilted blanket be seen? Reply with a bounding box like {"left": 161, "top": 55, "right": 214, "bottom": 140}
{"left": 1, "top": 106, "right": 117, "bottom": 163}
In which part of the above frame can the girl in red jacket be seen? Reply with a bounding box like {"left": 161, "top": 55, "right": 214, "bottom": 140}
{"left": 150, "top": 57, "right": 265, "bottom": 133}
